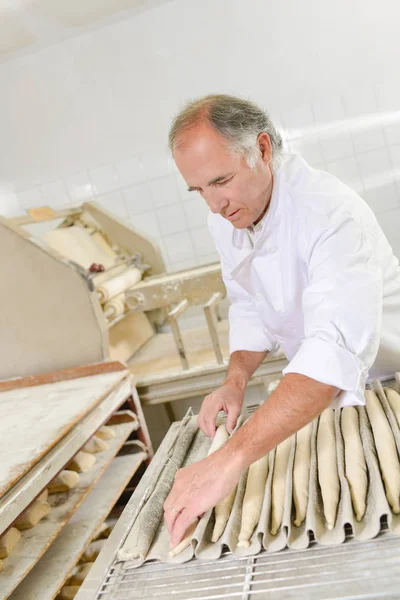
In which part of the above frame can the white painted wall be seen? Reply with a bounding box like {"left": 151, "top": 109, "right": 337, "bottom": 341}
{"left": 1, "top": 0, "right": 399, "bottom": 271}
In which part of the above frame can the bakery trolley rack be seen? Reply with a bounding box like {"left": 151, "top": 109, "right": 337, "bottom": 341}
{"left": 0, "top": 361, "right": 152, "bottom": 600}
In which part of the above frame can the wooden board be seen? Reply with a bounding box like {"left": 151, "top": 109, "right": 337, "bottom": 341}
{"left": 0, "top": 362, "right": 126, "bottom": 393}
{"left": 0, "top": 377, "right": 132, "bottom": 537}
{"left": 128, "top": 321, "right": 231, "bottom": 384}
{"left": 9, "top": 450, "right": 146, "bottom": 600}
{"left": 0, "top": 420, "right": 136, "bottom": 600}
{"left": 0, "top": 369, "right": 128, "bottom": 498}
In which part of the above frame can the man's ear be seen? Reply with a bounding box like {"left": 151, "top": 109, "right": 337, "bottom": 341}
{"left": 258, "top": 132, "right": 272, "bottom": 163}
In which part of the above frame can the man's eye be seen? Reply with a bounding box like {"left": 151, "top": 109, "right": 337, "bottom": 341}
{"left": 217, "top": 176, "right": 233, "bottom": 186}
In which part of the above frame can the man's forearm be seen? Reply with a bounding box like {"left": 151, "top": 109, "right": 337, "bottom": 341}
{"left": 224, "top": 350, "right": 267, "bottom": 391}
{"left": 222, "top": 373, "right": 339, "bottom": 470}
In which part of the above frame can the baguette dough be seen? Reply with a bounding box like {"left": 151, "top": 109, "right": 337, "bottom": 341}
{"left": 93, "top": 518, "right": 117, "bottom": 541}
{"left": 68, "top": 562, "right": 94, "bottom": 586}
{"left": 0, "top": 527, "right": 21, "bottom": 558}
{"left": 237, "top": 454, "right": 269, "bottom": 547}
{"left": 82, "top": 435, "right": 108, "bottom": 454}
{"left": 0, "top": 559, "right": 3, "bottom": 572}
{"left": 96, "top": 267, "right": 142, "bottom": 303}
{"left": 271, "top": 437, "right": 292, "bottom": 535}
{"left": 317, "top": 409, "right": 340, "bottom": 530}
{"left": 169, "top": 521, "right": 198, "bottom": 557}
{"left": 384, "top": 388, "right": 400, "bottom": 429}
{"left": 209, "top": 425, "right": 237, "bottom": 542}
{"left": 67, "top": 451, "right": 96, "bottom": 473}
{"left": 80, "top": 539, "right": 105, "bottom": 563}
{"left": 15, "top": 500, "right": 51, "bottom": 530}
{"left": 365, "top": 390, "right": 400, "bottom": 513}
{"left": 96, "top": 426, "right": 116, "bottom": 441}
{"left": 48, "top": 470, "right": 80, "bottom": 494}
{"left": 169, "top": 425, "right": 232, "bottom": 555}
{"left": 57, "top": 585, "right": 80, "bottom": 600}
{"left": 293, "top": 422, "right": 313, "bottom": 527}
{"left": 37, "top": 489, "right": 48, "bottom": 503}
{"left": 341, "top": 407, "right": 368, "bottom": 521}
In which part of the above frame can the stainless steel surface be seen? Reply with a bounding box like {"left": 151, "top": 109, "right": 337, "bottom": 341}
{"left": 91, "top": 521, "right": 400, "bottom": 599}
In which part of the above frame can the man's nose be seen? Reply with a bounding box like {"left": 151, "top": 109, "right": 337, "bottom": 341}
{"left": 203, "top": 189, "right": 229, "bottom": 214}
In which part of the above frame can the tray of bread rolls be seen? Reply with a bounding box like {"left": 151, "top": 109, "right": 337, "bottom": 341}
{"left": 116, "top": 376, "right": 400, "bottom": 567}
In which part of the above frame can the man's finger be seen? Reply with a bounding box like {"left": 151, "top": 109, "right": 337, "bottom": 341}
{"left": 170, "top": 510, "right": 197, "bottom": 548}
{"left": 164, "top": 503, "right": 183, "bottom": 535}
{"left": 203, "top": 415, "right": 217, "bottom": 438}
{"left": 226, "top": 405, "right": 240, "bottom": 434}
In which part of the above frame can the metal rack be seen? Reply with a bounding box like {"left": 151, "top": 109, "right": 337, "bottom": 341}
{"left": 90, "top": 522, "right": 400, "bottom": 599}
{"left": 76, "top": 400, "right": 400, "bottom": 600}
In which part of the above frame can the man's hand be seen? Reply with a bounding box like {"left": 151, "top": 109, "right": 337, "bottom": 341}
{"left": 198, "top": 381, "right": 244, "bottom": 437}
{"left": 163, "top": 449, "right": 242, "bottom": 548}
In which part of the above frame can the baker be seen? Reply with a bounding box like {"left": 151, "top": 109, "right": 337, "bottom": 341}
{"left": 163, "top": 94, "right": 400, "bottom": 547}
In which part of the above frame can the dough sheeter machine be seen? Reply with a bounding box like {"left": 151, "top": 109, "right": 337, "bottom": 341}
{"left": 75, "top": 377, "right": 400, "bottom": 600}
{"left": 2, "top": 202, "right": 287, "bottom": 415}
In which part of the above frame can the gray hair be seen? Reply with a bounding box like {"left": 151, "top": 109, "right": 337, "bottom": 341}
{"left": 169, "top": 94, "right": 283, "bottom": 169}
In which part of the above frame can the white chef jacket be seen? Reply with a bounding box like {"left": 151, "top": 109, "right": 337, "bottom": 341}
{"left": 208, "top": 153, "right": 400, "bottom": 408}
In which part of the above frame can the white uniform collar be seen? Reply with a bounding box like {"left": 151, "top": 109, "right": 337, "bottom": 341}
{"left": 232, "top": 171, "right": 281, "bottom": 250}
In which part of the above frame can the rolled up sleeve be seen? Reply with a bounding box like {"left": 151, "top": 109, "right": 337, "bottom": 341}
{"left": 222, "top": 267, "right": 278, "bottom": 355}
{"left": 283, "top": 211, "right": 382, "bottom": 408}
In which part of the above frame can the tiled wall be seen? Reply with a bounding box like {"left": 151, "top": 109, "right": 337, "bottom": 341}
{"left": 2, "top": 82, "right": 399, "bottom": 271}
{"left": 0, "top": 0, "right": 399, "bottom": 270}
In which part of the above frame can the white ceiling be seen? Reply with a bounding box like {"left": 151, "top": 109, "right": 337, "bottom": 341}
{"left": 0, "top": 0, "right": 172, "bottom": 61}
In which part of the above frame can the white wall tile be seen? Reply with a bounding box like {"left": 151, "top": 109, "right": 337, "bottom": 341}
{"left": 141, "top": 149, "right": 175, "bottom": 180}
{"left": 131, "top": 210, "right": 161, "bottom": 239}
{"left": 320, "top": 132, "right": 354, "bottom": 163}
{"left": 197, "top": 250, "right": 220, "bottom": 265}
{"left": 312, "top": 95, "right": 345, "bottom": 123}
{"left": 65, "top": 172, "right": 94, "bottom": 203}
{"left": 163, "top": 231, "right": 195, "bottom": 264}
{"left": 190, "top": 226, "right": 217, "bottom": 257}
{"left": 170, "top": 257, "right": 200, "bottom": 271}
{"left": 383, "top": 121, "right": 400, "bottom": 146}
{"left": 281, "top": 102, "right": 315, "bottom": 134}
{"left": 0, "top": 191, "right": 23, "bottom": 217}
{"left": 375, "top": 81, "right": 400, "bottom": 112}
{"left": 326, "top": 156, "right": 363, "bottom": 193}
{"left": 183, "top": 197, "right": 210, "bottom": 229}
{"left": 376, "top": 208, "right": 400, "bottom": 244}
{"left": 389, "top": 145, "right": 400, "bottom": 193}
{"left": 123, "top": 182, "right": 153, "bottom": 216}
{"left": 95, "top": 191, "right": 128, "bottom": 220}
{"left": 17, "top": 188, "right": 44, "bottom": 210}
{"left": 157, "top": 203, "right": 188, "bottom": 236}
{"left": 115, "top": 156, "right": 146, "bottom": 188}
{"left": 148, "top": 175, "right": 181, "bottom": 208}
{"left": 357, "top": 148, "right": 395, "bottom": 190}
{"left": 352, "top": 127, "right": 386, "bottom": 155}
{"left": 40, "top": 180, "right": 70, "bottom": 208}
{"left": 288, "top": 137, "right": 325, "bottom": 166}
{"left": 343, "top": 86, "right": 378, "bottom": 118}
{"left": 89, "top": 164, "right": 118, "bottom": 195}
{"left": 363, "top": 182, "right": 399, "bottom": 214}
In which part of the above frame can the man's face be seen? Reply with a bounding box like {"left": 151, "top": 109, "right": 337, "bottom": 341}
{"left": 174, "top": 123, "right": 273, "bottom": 229}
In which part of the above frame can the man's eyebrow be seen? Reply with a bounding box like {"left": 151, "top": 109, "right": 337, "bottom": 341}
{"left": 187, "top": 173, "right": 234, "bottom": 192}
